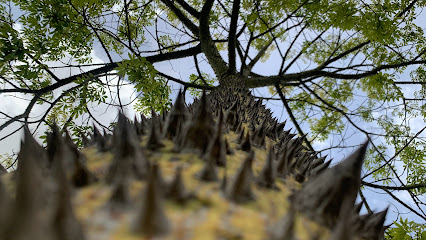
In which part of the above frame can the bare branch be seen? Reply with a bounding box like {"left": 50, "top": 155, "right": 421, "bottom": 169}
{"left": 359, "top": 190, "right": 373, "bottom": 214}
{"left": 381, "top": 187, "right": 426, "bottom": 221}
{"left": 193, "top": 55, "right": 209, "bottom": 86}
{"left": 363, "top": 126, "right": 426, "bottom": 179}
{"left": 318, "top": 41, "right": 371, "bottom": 69}
{"left": 274, "top": 83, "right": 315, "bottom": 152}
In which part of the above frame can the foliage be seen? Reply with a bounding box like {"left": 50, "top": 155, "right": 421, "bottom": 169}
{"left": 0, "top": 153, "right": 16, "bottom": 170}
{"left": 116, "top": 53, "right": 172, "bottom": 115}
{"left": 385, "top": 218, "right": 426, "bottom": 240}
{"left": 188, "top": 73, "right": 215, "bottom": 97}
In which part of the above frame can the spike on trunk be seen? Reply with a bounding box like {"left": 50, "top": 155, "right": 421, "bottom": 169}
{"left": 180, "top": 91, "right": 215, "bottom": 155}
{"left": 107, "top": 114, "right": 149, "bottom": 183}
{"left": 292, "top": 142, "right": 369, "bottom": 227}
{"left": 238, "top": 131, "right": 252, "bottom": 152}
{"left": 270, "top": 205, "right": 296, "bottom": 240}
{"left": 225, "top": 151, "right": 255, "bottom": 203}
{"left": 132, "top": 163, "right": 170, "bottom": 236}
{"left": 163, "top": 89, "right": 189, "bottom": 141}
{"left": 256, "top": 145, "right": 278, "bottom": 190}
{"left": 146, "top": 117, "right": 165, "bottom": 151}
{"left": 49, "top": 126, "right": 86, "bottom": 240}
{"left": 165, "top": 166, "right": 192, "bottom": 203}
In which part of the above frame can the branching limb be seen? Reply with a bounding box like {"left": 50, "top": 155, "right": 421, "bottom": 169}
{"left": 253, "top": 0, "right": 309, "bottom": 40}
{"left": 85, "top": 106, "right": 112, "bottom": 130}
{"left": 363, "top": 126, "right": 426, "bottom": 179}
{"left": 279, "top": 24, "right": 308, "bottom": 74}
{"left": 299, "top": 82, "right": 426, "bottom": 215}
{"left": 68, "top": 0, "right": 114, "bottom": 62}
{"left": 318, "top": 41, "right": 371, "bottom": 69}
{"left": 245, "top": 59, "right": 426, "bottom": 88}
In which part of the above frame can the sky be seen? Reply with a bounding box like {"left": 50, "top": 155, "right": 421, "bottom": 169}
{"left": 0, "top": 1, "right": 425, "bottom": 227}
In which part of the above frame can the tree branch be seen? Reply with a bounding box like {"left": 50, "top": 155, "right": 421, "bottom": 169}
{"left": 193, "top": 55, "right": 208, "bottom": 86}
{"left": 358, "top": 189, "right": 373, "bottom": 214}
{"left": 1, "top": 45, "right": 202, "bottom": 95}
{"left": 362, "top": 181, "right": 426, "bottom": 191}
{"left": 159, "top": 0, "right": 199, "bottom": 35}
{"left": 199, "top": 0, "right": 229, "bottom": 79}
{"left": 228, "top": 0, "right": 240, "bottom": 73}
{"left": 363, "top": 126, "right": 426, "bottom": 179}
{"left": 381, "top": 187, "right": 426, "bottom": 221}
{"left": 175, "top": 0, "right": 200, "bottom": 18}
{"left": 397, "top": 0, "right": 419, "bottom": 18}
{"left": 246, "top": 59, "right": 426, "bottom": 88}
{"left": 243, "top": 37, "right": 275, "bottom": 76}
{"left": 275, "top": 83, "right": 315, "bottom": 152}
{"left": 252, "top": 0, "right": 309, "bottom": 40}
{"left": 157, "top": 72, "right": 214, "bottom": 90}
{"left": 318, "top": 41, "right": 371, "bottom": 69}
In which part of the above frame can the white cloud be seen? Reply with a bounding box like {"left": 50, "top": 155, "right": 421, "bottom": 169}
{"left": 13, "top": 22, "right": 23, "bottom": 32}
{"left": 91, "top": 50, "right": 106, "bottom": 65}
{"left": 395, "top": 191, "right": 413, "bottom": 204}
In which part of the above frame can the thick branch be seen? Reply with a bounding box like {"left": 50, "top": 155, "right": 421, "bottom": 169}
{"left": 199, "top": 0, "right": 229, "bottom": 79}
{"left": 243, "top": 37, "right": 274, "bottom": 76}
{"left": 246, "top": 60, "right": 426, "bottom": 88}
{"left": 175, "top": 0, "right": 200, "bottom": 18}
{"left": 1, "top": 45, "right": 202, "bottom": 95}
{"left": 159, "top": 0, "right": 199, "bottom": 35}
{"left": 363, "top": 181, "right": 426, "bottom": 191}
{"left": 228, "top": 0, "right": 240, "bottom": 73}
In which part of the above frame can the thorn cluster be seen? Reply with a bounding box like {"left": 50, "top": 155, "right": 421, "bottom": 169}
{"left": 0, "top": 86, "right": 388, "bottom": 240}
